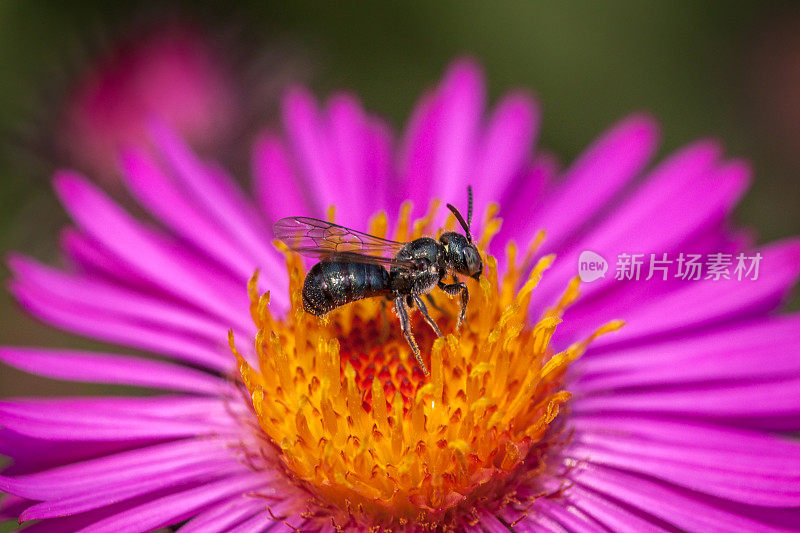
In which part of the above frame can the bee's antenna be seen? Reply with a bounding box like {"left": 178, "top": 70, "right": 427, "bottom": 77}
{"left": 467, "top": 185, "right": 473, "bottom": 227}
{"left": 446, "top": 203, "right": 472, "bottom": 243}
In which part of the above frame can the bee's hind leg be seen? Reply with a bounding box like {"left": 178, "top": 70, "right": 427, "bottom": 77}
{"left": 394, "top": 296, "right": 429, "bottom": 375}
{"left": 413, "top": 295, "right": 443, "bottom": 338}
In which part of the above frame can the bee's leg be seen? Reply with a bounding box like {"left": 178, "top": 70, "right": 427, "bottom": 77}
{"left": 437, "top": 279, "right": 469, "bottom": 331}
{"left": 412, "top": 295, "right": 443, "bottom": 338}
{"left": 394, "top": 295, "right": 428, "bottom": 375}
{"left": 425, "top": 293, "right": 451, "bottom": 318}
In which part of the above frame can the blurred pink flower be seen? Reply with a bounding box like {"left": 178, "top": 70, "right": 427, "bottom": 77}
{"left": 57, "top": 23, "right": 237, "bottom": 183}
{"left": 1, "top": 59, "right": 800, "bottom": 531}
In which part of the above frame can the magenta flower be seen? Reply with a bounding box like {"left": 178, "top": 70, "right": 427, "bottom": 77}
{"left": 57, "top": 22, "right": 237, "bottom": 184}
{"left": 3, "top": 59, "right": 800, "bottom": 531}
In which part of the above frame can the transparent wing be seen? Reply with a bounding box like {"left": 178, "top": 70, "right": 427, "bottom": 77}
{"left": 273, "top": 217, "right": 414, "bottom": 268}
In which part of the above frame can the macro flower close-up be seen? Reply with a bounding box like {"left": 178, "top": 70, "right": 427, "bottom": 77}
{"left": 2, "top": 3, "right": 800, "bottom": 532}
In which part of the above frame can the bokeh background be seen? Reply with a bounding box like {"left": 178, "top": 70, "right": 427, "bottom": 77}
{"left": 0, "top": 3, "right": 799, "bottom": 525}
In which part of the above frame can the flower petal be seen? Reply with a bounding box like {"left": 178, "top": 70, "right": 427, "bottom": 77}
{"left": 19, "top": 462, "right": 237, "bottom": 520}
{"left": 565, "top": 439, "right": 800, "bottom": 506}
{"left": 529, "top": 499, "right": 607, "bottom": 533}
{"left": 121, "top": 148, "right": 260, "bottom": 281}
{"left": 560, "top": 486, "right": 667, "bottom": 532}
{"left": 520, "top": 114, "right": 660, "bottom": 250}
{"left": 72, "top": 473, "right": 274, "bottom": 533}
{"left": 252, "top": 133, "right": 312, "bottom": 221}
{"left": 53, "top": 171, "right": 249, "bottom": 327}
{"left": 2, "top": 438, "right": 236, "bottom": 500}
{"left": 426, "top": 59, "right": 486, "bottom": 207}
{"left": 471, "top": 91, "right": 538, "bottom": 216}
{"left": 572, "top": 377, "right": 800, "bottom": 419}
{"left": 0, "top": 397, "right": 240, "bottom": 441}
{"left": 574, "top": 315, "right": 800, "bottom": 390}
{"left": 10, "top": 280, "right": 231, "bottom": 372}
{"left": 586, "top": 239, "right": 800, "bottom": 350}
{"left": 9, "top": 253, "right": 249, "bottom": 346}
{"left": 149, "top": 121, "right": 278, "bottom": 275}
{"left": 177, "top": 497, "right": 273, "bottom": 533}
{"left": 0, "top": 347, "right": 225, "bottom": 394}
{"left": 325, "top": 93, "right": 373, "bottom": 227}
{"left": 59, "top": 228, "right": 148, "bottom": 287}
{"left": 571, "top": 465, "right": 798, "bottom": 532}
{"left": 281, "top": 86, "right": 340, "bottom": 216}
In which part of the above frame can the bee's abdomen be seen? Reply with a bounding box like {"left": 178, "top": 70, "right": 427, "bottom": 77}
{"left": 302, "top": 262, "right": 391, "bottom": 316}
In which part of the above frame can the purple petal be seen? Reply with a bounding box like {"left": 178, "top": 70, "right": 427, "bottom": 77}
{"left": 8, "top": 253, "right": 250, "bottom": 346}
{"left": 519, "top": 115, "right": 659, "bottom": 251}
{"left": 19, "top": 461, "right": 239, "bottom": 520}
{"left": 565, "top": 439, "right": 800, "bottom": 506}
{"left": 571, "top": 465, "right": 797, "bottom": 532}
{"left": 473, "top": 512, "right": 551, "bottom": 533}
{"left": 571, "top": 414, "right": 800, "bottom": 458}
{"left": 0, "top": 397, "right": 240, "bottom": 441}
{"left": 0, "top": 347, "right": 225, "bottom": 394}
{"left": 427, "top": 59, "right": 486, "bottom": 206}
{"left": 281, "top": 86, "right": 340, "bottom": 215}
{"left": 59, "top": 228, "right": 148, "bottom": 287}
{"left": 529, "top": 499, "right": 607, "bottom": 533}
{"left": 585, "top": 239, "right": 800, "bottom": 350}
{"left": 73, "top": 473, "right": 274, "bottom": 533}
{"left": 571, "top": 377, "right": 800, "bottom": 418}
{"left": 395, "top": 89, "right": 439, "bottom": 217}
{"left": 148, "top": 122, "right": 278, "bottom": 271}
{"left": 52, "top": 171, "right": 250, "bottom": 328}
{"left": 559, "top": 486, "right": 667, "bottom": 532}
{"left": 0, "top": 428, "right": 145, "bottom": 476}
{"left": 325, "top": 93, "right": 372, "bottom": 227}
{"left": 178, "top": 497, "right": 272, "bottom": 533}
{"left": 224, "top": 511, "right": 291, "bottom": 533}
{"left": 364, "top": 118, "right": 394, "bottom": 215}
{"left": 121, "top": 149, "right": 260, "bottom": 281}
{"left": 10, "top": 280, "right": 231, "bottom": 372}
{"left": 494, "top": 154, "right": 557, "bottom": 250}
{"left": 252, "top": 134, "right": 312, "bottom": 221}
{"left": 574, "top": 315, "right": 800, "bottom": 390}
{"left": 471, "top": 91, "right": 539, "bottom": 216}
{"left": 3, "top": 438, "right": 236, "bottom": 499}
{"left": 531, "top": 140, "right": 729, "bottom": 309}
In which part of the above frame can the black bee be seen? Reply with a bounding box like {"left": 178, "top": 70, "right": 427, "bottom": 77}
{"left": 274, "top": 187, "right": 483, "bottom": 374}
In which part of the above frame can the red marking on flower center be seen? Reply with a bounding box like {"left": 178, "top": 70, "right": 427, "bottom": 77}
{"left": 335, "top": 313, "right": 446, "bottom": 413}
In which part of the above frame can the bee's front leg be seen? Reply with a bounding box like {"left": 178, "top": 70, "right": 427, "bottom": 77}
{"left": 394, "top": 295, "right": 428, "bottom": 375}
{"left": 438, "top": 278, "right": 469, "bottom": 331}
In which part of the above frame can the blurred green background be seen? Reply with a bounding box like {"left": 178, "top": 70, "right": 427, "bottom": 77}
{"left": 1, "top": 1, "right": 800, "bottom": 526}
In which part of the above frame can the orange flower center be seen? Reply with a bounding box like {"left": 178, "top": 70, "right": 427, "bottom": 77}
{"left": 229, "top": 202, "right": 621, "bottom": 530}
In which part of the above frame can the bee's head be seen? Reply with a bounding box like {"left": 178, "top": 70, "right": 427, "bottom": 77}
{"left": 441, "top": 232, "right": 483, "bottom": 280}
{"left": 444, "top": 185, "right": 482, "bottom": 280}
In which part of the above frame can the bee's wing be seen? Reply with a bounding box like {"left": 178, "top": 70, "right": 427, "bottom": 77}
{"left": 273, "top": 217, "right": 415, "bottom": 268}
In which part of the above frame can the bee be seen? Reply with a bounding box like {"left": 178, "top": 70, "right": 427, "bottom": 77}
{"left": 274, "top": 187, "right": 483, "bottom": 374}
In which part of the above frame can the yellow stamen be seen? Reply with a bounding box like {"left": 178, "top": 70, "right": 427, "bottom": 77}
{"left": 230, "top": 203, "right": 621, "bottom": 529}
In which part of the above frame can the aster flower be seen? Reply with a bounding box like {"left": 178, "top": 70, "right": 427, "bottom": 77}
{"left": 56, "top": 22, "right": 238, "bottom": 185}
{"left": 2, "top": 59, "right": 800, "bottom": 531}
{"left": 47, "top": 18, "right": 300, "bottom": 190}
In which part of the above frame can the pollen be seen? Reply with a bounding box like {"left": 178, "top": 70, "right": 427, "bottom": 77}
{"left": 230, "top": 202, "right": 622, "bottom": 530}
